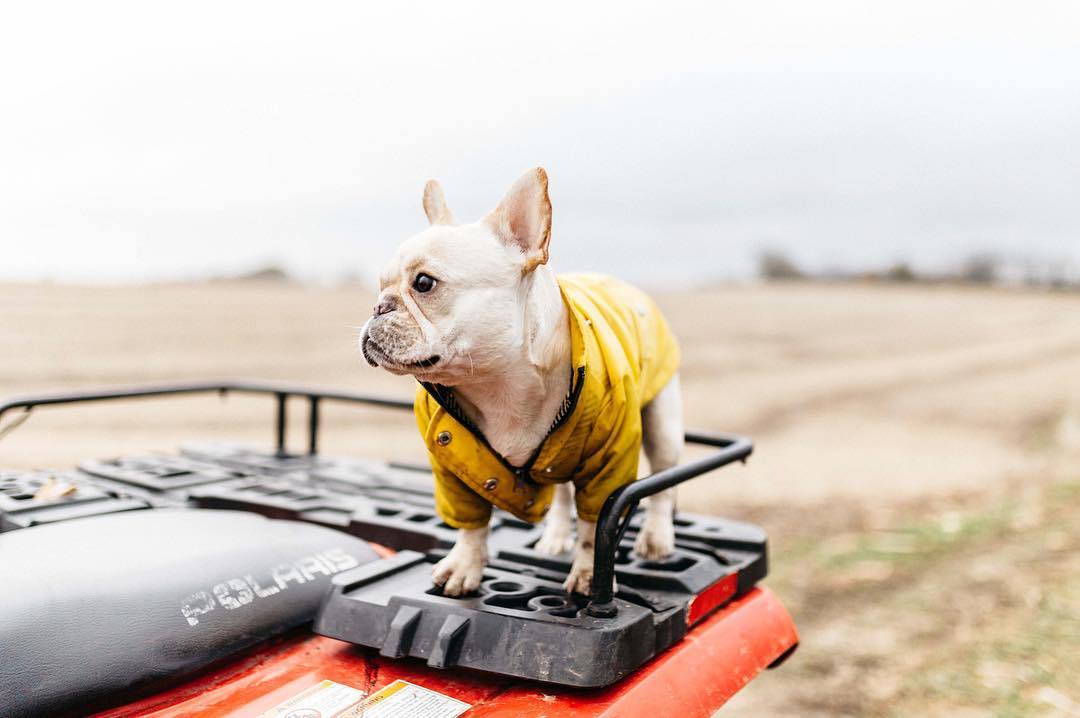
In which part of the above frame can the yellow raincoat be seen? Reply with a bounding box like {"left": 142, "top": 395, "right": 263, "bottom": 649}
{"left": 415, "top": 273, "right": 681, "bottom": 529}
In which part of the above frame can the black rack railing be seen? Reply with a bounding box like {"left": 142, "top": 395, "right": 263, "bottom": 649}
{"left": 0, "top": 380, "right": 751, "bottom": 616}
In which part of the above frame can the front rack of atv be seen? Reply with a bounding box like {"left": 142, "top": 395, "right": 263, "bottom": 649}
{"left": 0, "top": 380, "right": 752, "bottom": 617}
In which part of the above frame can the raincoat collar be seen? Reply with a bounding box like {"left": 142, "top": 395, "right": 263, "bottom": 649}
{"left": 420, "top": 282, "right": 589, "bottom": 477}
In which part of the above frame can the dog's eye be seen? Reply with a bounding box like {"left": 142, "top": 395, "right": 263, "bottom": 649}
{"left": 413, "top": 273, "right": 437, "bottom": 293}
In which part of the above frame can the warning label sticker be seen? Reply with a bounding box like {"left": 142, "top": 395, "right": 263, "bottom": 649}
{"left": 259, "top": 679, "right": 367, "bottom": 718}
{"left": 338, "top": 680, "right": 472, "bottom": 718}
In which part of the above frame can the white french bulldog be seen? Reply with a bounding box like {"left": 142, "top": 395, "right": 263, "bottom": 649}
{"left": 359, "top": 168, "right": 683, "bottom": 597}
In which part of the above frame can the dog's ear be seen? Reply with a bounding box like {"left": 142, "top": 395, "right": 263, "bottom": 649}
{"left": 485, "top": 167, "right": 552, "bottom": 272}
{"left": 422, "top": 180, "right": 456, "bottom": 226}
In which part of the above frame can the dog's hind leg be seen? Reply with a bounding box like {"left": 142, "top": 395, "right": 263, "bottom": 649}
{"left": 635, "top": 374, "right": 684, "bottom": 560}
{"left": 534, "top": 482, "right": 575, "bottom": 555}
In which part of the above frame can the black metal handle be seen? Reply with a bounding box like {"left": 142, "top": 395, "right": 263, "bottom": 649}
{"left": 584, "top": 430, "right": 753, "bottom": 617}
{"left": 1, "top": 380, "right": 752, "bottom": 619}
{"left": 0, "top": 380, "right": 411, "bottom": 456}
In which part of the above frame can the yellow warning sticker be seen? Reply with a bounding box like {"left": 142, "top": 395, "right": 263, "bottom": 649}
{"left": 259, "top": 679, "right": 366, "bottom": 718}
{"left": 338, "top": 680, "right": 471, "bottom": 717}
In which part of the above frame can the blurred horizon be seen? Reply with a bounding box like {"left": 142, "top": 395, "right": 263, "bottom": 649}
{"left": 2, "top": 1, "right": 1079, "bottom": 287}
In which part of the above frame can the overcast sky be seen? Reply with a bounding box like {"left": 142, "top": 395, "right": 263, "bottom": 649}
{"left": 1, "top": 1, "right": 1077, "bottom": 285}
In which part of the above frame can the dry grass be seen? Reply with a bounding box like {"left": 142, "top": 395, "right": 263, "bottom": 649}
{"left": 2, "top": 280, "right": 1079, "bottom": 716}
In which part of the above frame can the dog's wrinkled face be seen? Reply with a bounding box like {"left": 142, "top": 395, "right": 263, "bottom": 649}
{"left": 360, "top": 168, "right": 552, "bottom": 386}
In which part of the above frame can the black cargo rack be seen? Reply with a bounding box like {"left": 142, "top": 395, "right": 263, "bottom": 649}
{"left": 0, "top": 380, "right": 762, "bottom": 686}
{"left": 0, "top": 380, "right": 752, "bottom": 618}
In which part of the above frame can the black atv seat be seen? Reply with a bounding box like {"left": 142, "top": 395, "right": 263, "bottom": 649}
{"left": 0, "top": 508, "right": 379, "bottom": 718}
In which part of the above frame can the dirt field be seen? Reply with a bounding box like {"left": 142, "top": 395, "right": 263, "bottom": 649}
{"left": 2, "top": 280, "right": 1078, "bottom": 716}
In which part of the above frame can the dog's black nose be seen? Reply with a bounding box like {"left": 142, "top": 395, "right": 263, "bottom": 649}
{"left": 373, "top": 297, "right": 398, "bottom": 316}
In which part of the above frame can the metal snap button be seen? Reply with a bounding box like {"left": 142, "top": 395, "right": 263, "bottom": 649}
{"left": 483, "top": 478, "right": 498, "bottom": 491}
{"left": 436, "top": 431, "right": 452, "bottom": 446}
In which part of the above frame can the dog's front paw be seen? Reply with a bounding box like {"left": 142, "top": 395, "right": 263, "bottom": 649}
{"left": 633, "top": 517, "right": 676, "bottom": 561}
{"left": 562, "top": 551, "right": 617, "bottom": 595}
{"left": 432, "top": 549, "right": 486, "bottom": 596}
{"left": 562, "top": 551, "right": 594, "bottom": 595}
{"left": 534, "top": 519, "right": 575, "bottom": 556}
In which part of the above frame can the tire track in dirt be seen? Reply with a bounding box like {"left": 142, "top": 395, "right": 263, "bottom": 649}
{"left": 730, "top": 337, "right": 1080, "bottom": 436}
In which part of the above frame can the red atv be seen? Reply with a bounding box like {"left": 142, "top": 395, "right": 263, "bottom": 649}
{"left": 0, "top": 381, "right": 797, "bottom": 717}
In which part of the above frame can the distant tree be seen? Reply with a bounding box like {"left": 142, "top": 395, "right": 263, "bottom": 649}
{"left": 243, "top": 266, "right": 291, "bottom": 282}
{"left": 884, "top": 262, "right": 917, "bottom": 282}
{"left": 758, "top": 250, "right": 805, "bottom": 281}
{"left": 959, "top": 254, "right": 999, "bottom": 285}
{"left": 210, "top": 264, "right": 295, "bottom": 284}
